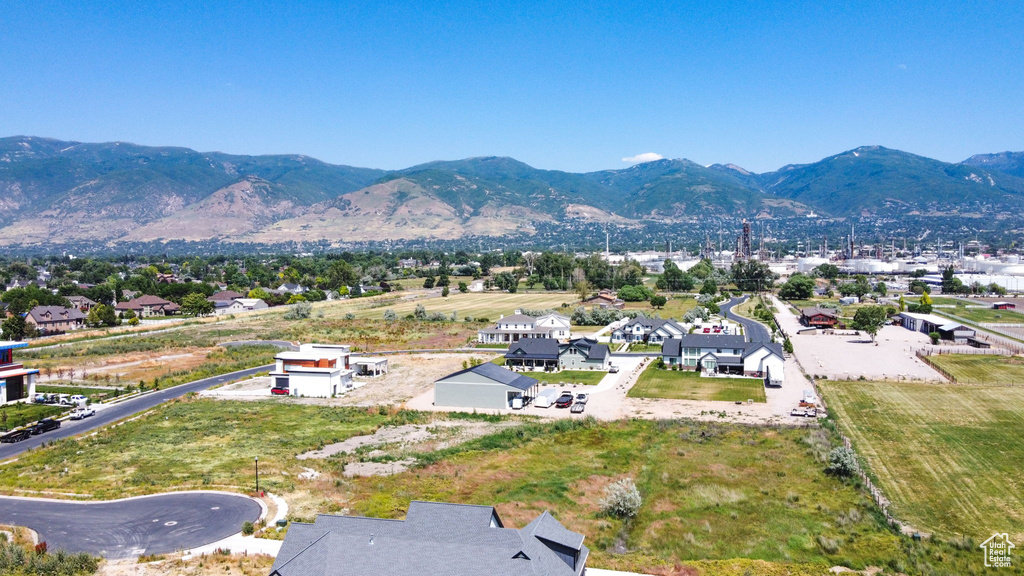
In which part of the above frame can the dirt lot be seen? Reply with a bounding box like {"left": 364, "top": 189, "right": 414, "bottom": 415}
{"left": 771, "top": 296, "right": 944, "bottom": 381}
{"left": 206, "top": 353, "right": 487, "bottom": 406}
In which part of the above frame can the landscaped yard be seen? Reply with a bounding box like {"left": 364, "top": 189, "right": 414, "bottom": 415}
{"left": 626, "top": 342, "right": 663, "bottom": 353}
{"left": 925, "top": 353, "right": 1024, "bottom": 384}
{"left": 0, "top": 402, "right": 65, "bottom": 430}
{"left": 819, "top": 379, "right": 1024, "bottom": 541}
{"left": 935, "top": 305, "right": 1024, "bottom": 324}
{"left": 519, "top": 370, "right": 607, "bottom": 386}
{"left": 624, "top": 295, "right": 697, "bottom": 319}
{"left": 344, "top": 291, "right": 577, "bottom": 321}
{"left": 628, "top": 363, "right": 766, "bottom": 402}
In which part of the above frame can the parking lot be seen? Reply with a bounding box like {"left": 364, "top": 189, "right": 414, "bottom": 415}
{"left": 771, "top": 296, "right": 943, "bottom": 381}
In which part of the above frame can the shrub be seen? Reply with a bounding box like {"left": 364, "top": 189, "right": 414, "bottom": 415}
{"left": 600, "top": 477, "right": 642, "bottom": 518}
{"left": 344, "top": 312, "right": 356, "bottom": 320}
{"left": 383, "top": 309, "right": 397, "bottom": 322}
{"left": 283, "top": 301, "right": 313, "bottom": 320}
{"left": 241, "top": 521, "right": 255, "bottom": 536}
{"left": 825, "top": 446, "right": 859, "bottom": 478}
{"left": 928, "top": 331, "right": 940, "bottom": 345}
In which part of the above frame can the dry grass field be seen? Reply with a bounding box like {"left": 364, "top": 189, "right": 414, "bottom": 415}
{"left": 819, "top": 379, "right": 1024, "bottom": 541}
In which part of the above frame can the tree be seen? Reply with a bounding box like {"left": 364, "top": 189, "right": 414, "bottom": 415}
{"left": 778, "top": 274, "right": 815, "bottom": 300}
{"left": 940, "top": 265, "right": 958, "bottom": 294}
{"left": 437, "top": 274, "right": 450, "bottom": 288}
{"left": 782, "top": 337, "right": 794, "bottom": 354}
{"left": 1, "top": 315, "right": 27, "bottom": 340}
{"left": 688, "top": 259, "right": 714, "bottom": 280}
{"left": 423, "top": 277, "right": 435, "bottom": 289}
{"left": 730, "top": 260, "right": 778, "bottom": 292}
{"left": 181, "top": 293, "right": 215, "bottom": 317}
{"left": 286, "top": 294, "right": 307, "bottom": 304}
{"left": 656, "top": 260, "right": 695, "bottom": 291}
{"left": 458, "top": 281, "right": 468, "bottom": 293}
{"left": 650, "top": 295, "right": 667, "bottom": 309}
{"left": 919, "top": 291, "right": 933, "bottom": 313}
{"left": 851, "top": 305, "right": 888, "bottom": 343}
{"left": 247, "top": 287, "right": 271, "bottom": 300}
{"left": 493, "top": 272, "right": 518, "bottom": 293}
{"left": 989, "top": 283, "right": 1007, "bottom": 296}
{"left": 86, "top": 304, "right": 119, "bottom": 327}
{"left": 929, "top": 331, "right": 941, "bottom": 345}
{"left": 325, "top": 260, "right": 359, "bottom": 290}
{"left": 618, "top": 285, "right": 653, "bottom": 302}
{"left": 874, "top": 282, "right": 887, "bottom": 297}
{"left": 441, "top": 286, "right": 450, "bottom": 297}
{"left": 699, "top": 279, "right": 717, "bottom": 295}
{"left": 898, "top": 295, "right": 906, "bottom": 312}
{"left": 813, "top": 263, "right": 840, "bottom": 280}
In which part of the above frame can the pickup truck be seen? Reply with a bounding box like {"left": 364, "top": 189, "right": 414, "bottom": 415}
{"left": 0, "top": 429, "right": 32, "bottom": 443}
{"left": 30, "top": 418, "right": 61, "bottom": 435}
{"left": 70, "top": 406, "right": 96, "bottom": 420}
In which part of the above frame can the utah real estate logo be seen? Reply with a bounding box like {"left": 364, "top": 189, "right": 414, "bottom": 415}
{"left": 981, "top": 533, "right": 1015, "bottom": 568}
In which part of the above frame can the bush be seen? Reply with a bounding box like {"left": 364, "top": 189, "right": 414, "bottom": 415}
{"left": 283, "top": 301, "right": 313, "bottom": 320}
{"left": 928, "top": 331, "right": 941, "bottom": 345}
{"left": 825, "top": 446, "right": 859, "bottom": 478}
{"left": 241, "top": 521, "right": 255, "bottom": 536}
{"left": 600, "top": 477, "right": 642, "bottom": 518}
{"left": 383, "top": 309, "right": 397, "bottom": 322}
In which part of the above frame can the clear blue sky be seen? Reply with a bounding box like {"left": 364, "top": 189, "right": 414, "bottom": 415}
{"left": 2, "top": 1, "right": 1022, "bottom": 173}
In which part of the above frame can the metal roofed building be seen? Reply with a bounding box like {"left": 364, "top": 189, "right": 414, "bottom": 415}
{"left": 269, "top": 500, "right": 589, "bottom": 576}
{"left": 434, "top": 362, "right": 540, "bottom": 410}
{"left": 1, "top": 341, "right": 38, "bottom": 405}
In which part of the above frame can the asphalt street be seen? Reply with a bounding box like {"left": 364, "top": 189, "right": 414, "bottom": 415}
{"left": 0, "top": 363, "right": 273, "bottom": 461}
{"left": 721, "top": 295, "right": 772, "bottom": 342}
{"left": 0, "top": 492, "right": 261, "bottom": 558}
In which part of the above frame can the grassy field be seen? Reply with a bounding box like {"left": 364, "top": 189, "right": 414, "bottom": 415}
{"left": 926, "top": 353, "right": 1024, "bottom": 384}
{"left": 819, "top": 379, "right": 1024, "bottom": 541}
{"left": 624, "top": 295, "right": 698, "bottom": 319}
{"left": 0, "top": 400, "right": 987, "bottom": 574}
{"left": 344, "top": 291, "right": 577, "bottom": 321}
{"left": 521, "top": 370, "right": 607, "bottom": 386}
{"left": 0, "top": 402, "right": 65, "bottom": 430}
{"left": 628, "top": 364, "right": 767, "bottom": 402}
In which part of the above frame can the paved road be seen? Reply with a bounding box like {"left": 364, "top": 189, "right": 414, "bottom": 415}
{"left": 0, "top": 492, "right": 261, "bottom": 559}
{"left": 0, "top": 364, "right": 273, "bottom": 462}
{"left": 721, "top": 296, "right": 772, "bottom": 342}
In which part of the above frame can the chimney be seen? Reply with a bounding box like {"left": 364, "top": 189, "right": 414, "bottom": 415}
{"left": 369, "top": 534, "right": 374, "bottom": 546}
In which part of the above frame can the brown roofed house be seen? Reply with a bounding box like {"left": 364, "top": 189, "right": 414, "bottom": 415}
{"left": 26, "top": 306, "right": 87, "bottom": 335}
{"left": 800, "top": 307, "right": 839, "bottom": 328}
{"left": 116, "top": 295, "right": 181, "bottom": 317}
{"left": 208, "top": 290, "right": 245, "bottom": 302}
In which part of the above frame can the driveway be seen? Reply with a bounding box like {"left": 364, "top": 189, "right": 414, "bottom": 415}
{"left": 721, "top": 296, "right": 772, "bottom": 342}
{"left": 0, "top": 492, "right": 261, "bottom": 559}
{"left": 0, "top": 364, "right": 273, "bottom": 462}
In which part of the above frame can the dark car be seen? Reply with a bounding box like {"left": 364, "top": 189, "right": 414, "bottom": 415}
{"left": 555, "top": 392, "right": 574, "bottom": 408}
{"left": 0, "top": 429, "right": 32, "bottom": 443}
{"left": 271, "top": 387, "right": 290, "bottom": 396}
{"left": 29, "top": 419, "right": 61, "bottom": 435}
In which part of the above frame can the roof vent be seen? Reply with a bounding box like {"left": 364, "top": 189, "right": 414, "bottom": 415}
{"left": 512, "top": 551, "right": 530, "bottom": 560}
{"left": 369, "top": 534, "right": 374, "bottom": 545}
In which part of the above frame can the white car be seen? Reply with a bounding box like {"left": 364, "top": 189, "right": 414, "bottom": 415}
{"left": 70, "top": 394, "right": 88, "bottom": 405}
{"left": 575, "top": 392, "right": 589, "bottom": 405}
{"left": 70, "top": 406, "right": 95, "bottom": 420}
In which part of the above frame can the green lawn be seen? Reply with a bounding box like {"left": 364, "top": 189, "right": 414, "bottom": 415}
{"left": 926, "top": 353, "right": 1024, "bottom": 384}
{"left": 624, "top": 296, "right": 697, "bottom": 319}
{"left": 0, "top": 402, "right": 65, "bottom": 431}
{"left": 626, "top": 342, "right": 663, "bottom": 353}
{"left": 937, "top": 306, "right": 1024, "bottom": 324}
{"left": 628, "top": 364, "right": 766, "bottom": 402}
{"left": 819, "top": 379, "right": 1024, "bottom": 542}
{"left": 521, "top": 370, "right": 607, "bottom": 386}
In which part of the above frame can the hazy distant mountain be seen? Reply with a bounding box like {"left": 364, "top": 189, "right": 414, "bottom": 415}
{"left": 1, "top": 136, "right": 1022, "bottom": 247}
{"left": 962, "top": 151, "right": 1024, "bottom": 179}
{"left": 757, "top": 146, "right": 1024, "bottom": 216}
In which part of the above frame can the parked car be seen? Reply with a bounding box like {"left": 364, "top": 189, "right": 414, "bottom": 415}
{"left": 56, "top": 394, "right": 72, "bottom": 405}
{"left": 575, "top": 393, "right": 589, "bottom": 405}
{"left": 555, "top": 392, "right": 575, "bottom": 408}
{"left": 33, "top": 393, "right": 48, "bottom": 404}
{"left": 69, "top": 395, "right": 88, "bottom": 405}
{"left": 0, "top": 429, "right": 32, "bottom": 443}
{"left": 570, "top": 402, "right": 586, "bottom": 414}
{"left": 29, "top": 419, "right": 61, "bottom": 435}
{"left": 70, "top": 406, "right": 96, "bottom": 420}
{"left": 270, "top": 387, "right": 290, "bottom": 396}
{"left": 608, "top": 365, "right": 619, "bottom": 374}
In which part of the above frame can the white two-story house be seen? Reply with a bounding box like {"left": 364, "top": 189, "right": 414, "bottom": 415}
{"left": 477, "top": 311, "right": 571, "bottom": 344}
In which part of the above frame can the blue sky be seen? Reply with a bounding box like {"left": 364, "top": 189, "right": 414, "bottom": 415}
{"left": 1, "top": 1, "right": 1022, "bottom": 172}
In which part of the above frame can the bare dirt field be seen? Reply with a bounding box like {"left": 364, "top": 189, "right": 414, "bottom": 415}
{"left": 771, "top": 296, "right": 944, "bottom": 381}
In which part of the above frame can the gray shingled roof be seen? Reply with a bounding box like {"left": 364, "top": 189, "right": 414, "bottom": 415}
{"left": 560, "top": 338, "right": 609, "bottom": 361}
{"left": 675, "top": 334, "right": 747, "bottom": 349}
{"left": 441, "top": 362, "right": 539, "bottom": 392}
{"left": 506, "top": 338, "right": 560, "bottom": 360}
{"left": 270, "top": 501, "right": 587, "bottom": 576}
{"left": 498, "top": 313, "right": 536, "bottom": 325}
{"left": 662, "top": 339, "right": 682, "bottom": 357}
{"left": 741, "top": 342, "right": 784, "bottom": 360}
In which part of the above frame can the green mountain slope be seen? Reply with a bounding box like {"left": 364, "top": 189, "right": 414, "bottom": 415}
{"left": 758, "top": 146, "right": 1024, "bottom": 216}
{"left": 962, "top": 151, "right": 1024, "bottom": 179}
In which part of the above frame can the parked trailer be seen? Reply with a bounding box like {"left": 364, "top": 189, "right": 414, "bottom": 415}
{"left": 534, "top": 389, "right": 560, "bottom": 408}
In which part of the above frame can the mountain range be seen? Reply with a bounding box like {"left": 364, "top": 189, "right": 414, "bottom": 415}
{"left": 1, "top": 136, "right": 1023, "bottom": 247}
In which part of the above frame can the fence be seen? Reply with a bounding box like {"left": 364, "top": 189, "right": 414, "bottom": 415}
{"left": 916, "top": 348, "right": 1024, "bottom": 385}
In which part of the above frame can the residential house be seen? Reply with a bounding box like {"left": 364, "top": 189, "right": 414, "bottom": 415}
{"left": 800, "top": 307, "right": 839, "bottom": 328}
{"left": 434, "top": 363, "right": 539, "bottom": 410}
{"left": 270, "top": 344, "right": 354, "bottom": 398}
{"left": 26, "top": 306, "right": 87, "bottom": 335}
{"left": 269, "top": 500, "right": 589, "bottom": 576}
{"left": 5, "top": 279, "right": 39, "bottom": 291}
{"left": 155, "top": 273, "right": 179, "bottom": 284}
{"left": 898, "top": 312, "right": 975, "bottom": 343}
{"left": 582, "top": 290, "right": 624, "bottom": 310}
{"left": 661, "top": 334, "right": 784, "bottom": 385}
{"left": 209, "top": 290, "right": 245, "bottom": 302}
{"left": 226, "top": 298, "right": 269, "bottom": 313}
{"left": 477, "top": 311, "right": 571, "bottom": 344}
{"left": 121, "top": 289, "right": 139, "bottom": 300}
{"left": 397, "top": 258, "right": 421, "bottom": 269}
{"left": 67, "top": 295, "right": 97, "bottom": 312}
{"left": 610, "top": 317, "right": 685, "bottom": 344}
{"left": 504, "top": 338, "right": 560, "bottom": 371}
{"left": 274, "top": 283, "right": 307, "bottom": 295}
{"left": 115, "top": 295, "right": 181, "bottom": 317}
{"left": 558, "top": 337, "right": 610, "bottom": 371}
{"left": 0, "top": 341, "right": 38, "bottom": 405}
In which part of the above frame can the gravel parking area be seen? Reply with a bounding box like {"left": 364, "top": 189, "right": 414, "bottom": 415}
{"left": 771, "top": 296, "right": 943, "bottom": 381}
